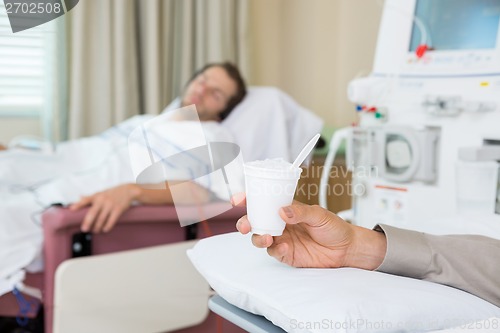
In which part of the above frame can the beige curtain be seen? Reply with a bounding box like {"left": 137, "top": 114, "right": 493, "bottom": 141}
{"left": 66, "top": 0, "right": 249, "bottom": 138}
{"left": 67, "top": 0, "right": 140, "bottom": 138}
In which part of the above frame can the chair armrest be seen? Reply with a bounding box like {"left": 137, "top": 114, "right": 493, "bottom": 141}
{"left": 41, "top": 204, "right": 186, "bottom": 332}
{"left": 42, "top": 205, "right": 180, "bottom": 232}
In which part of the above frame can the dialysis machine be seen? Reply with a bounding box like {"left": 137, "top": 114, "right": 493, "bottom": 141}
{"left": 321, "top": 0, "right": 500, "bottom": 232}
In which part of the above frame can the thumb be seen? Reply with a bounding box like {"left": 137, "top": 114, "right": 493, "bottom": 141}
{"left": 230, "top": 192, "right": 246, "bottom": 207}
{"left": 279, "top": 204, "right": 331, "bottom": 228}
{"left": 69, "top": 195, "right": 93, "bottom": 210}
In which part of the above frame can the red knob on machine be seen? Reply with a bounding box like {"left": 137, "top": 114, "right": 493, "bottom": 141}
{"left": 416, "top": 44, "right": 428, "bottom": 58}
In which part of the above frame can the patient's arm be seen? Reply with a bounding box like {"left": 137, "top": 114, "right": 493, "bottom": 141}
{"left": 70, "top": 181, "right": 211, "bottom": 233}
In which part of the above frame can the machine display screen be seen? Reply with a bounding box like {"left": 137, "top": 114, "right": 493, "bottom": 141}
{"left": 409, "top": 0, "right": 500, "bottom": 51}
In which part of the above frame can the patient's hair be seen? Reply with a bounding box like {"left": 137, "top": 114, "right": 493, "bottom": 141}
{"left": 188, "top": 62, "right": 247, "bottom": 120}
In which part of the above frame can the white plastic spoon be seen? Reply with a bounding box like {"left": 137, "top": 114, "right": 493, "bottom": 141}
{"left": 291, "top": 133, "right": 321, "bottom": 169}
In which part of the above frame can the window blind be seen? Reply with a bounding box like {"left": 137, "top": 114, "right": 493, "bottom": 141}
{"left": 0, "top": 2, "right": 46, "bottom": 116}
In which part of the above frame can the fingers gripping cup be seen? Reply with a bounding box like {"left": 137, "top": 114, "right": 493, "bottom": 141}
{"left": 244, "top": 159, "right": 302, "bottom": 236}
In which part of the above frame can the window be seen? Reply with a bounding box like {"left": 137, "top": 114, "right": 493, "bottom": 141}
{"left": 0, "top": 2, "right": 45, "bottom": 117}
{"left": 0, "top": 2, "right": 67, "bottom": 142}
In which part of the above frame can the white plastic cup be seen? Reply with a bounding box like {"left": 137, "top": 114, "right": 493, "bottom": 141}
{"left": 244, "top": 159, "right": 302, "bottom": 236}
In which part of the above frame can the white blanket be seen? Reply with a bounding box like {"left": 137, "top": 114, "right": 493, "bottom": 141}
{"left": 0, "top": 114, "right": 234, "bottom": 297}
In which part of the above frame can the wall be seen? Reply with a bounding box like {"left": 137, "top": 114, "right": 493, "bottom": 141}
{"left": 248, "top": 0, "right": 383, "bottom": 128}
{"left": 0, "top": 1, "right": 383, "bottom": 143}
{"left": 0, "top": 117, "right": 41, "bottom": 144}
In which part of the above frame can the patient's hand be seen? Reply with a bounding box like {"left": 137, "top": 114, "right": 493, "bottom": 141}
{"left": 70, "top": 184, "right": 141, "bottom": 233}
{"left": 236, "top": 202, "right": 386, "bottom": 270}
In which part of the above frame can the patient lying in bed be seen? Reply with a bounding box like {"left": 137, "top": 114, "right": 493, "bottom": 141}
{"left": 0, "top": 62, "right": 247, "bottom": 297}
{"left": 71, "top": 62, "right": 249, "bottom": 234}
{"left": 0, "top": 62, "right": 324, "bottom": 298}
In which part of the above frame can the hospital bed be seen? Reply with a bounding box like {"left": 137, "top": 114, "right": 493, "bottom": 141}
{"left": 189, "top": 0, "right": 500, "bottom": 332}
{"left": 0, "top": 86, "right": 323, "bottom": 333}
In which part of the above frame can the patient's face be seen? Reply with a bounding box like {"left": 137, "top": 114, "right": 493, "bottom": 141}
{"left": 181, "top": 66, "right": 237, "bottom": 121}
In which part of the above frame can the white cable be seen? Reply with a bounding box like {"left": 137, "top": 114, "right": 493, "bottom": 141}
{"left": 16, "top": 282, "right": 43, "bottom": 300}
{"left": 319, "top": 128, "right": 351, "bottom": 210}
{"left": 412, "top": 15, "right": 429, "bottom": 47}
{"left": 386, "top": 2, "right": 432, "bottom": 48}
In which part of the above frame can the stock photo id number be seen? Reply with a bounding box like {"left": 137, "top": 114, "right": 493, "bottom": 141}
{"left": 3, "top": 0, "right": 79, "bottom": 32}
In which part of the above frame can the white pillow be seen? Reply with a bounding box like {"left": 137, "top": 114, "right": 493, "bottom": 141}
{"left": 222, "top": 87, "right": 323, "bottom": 163}
{"left": 188, "top": 232, "right": 500, "bottom": 333}
{"left": 160, "top": 87, "right": 324, "bottom": 163}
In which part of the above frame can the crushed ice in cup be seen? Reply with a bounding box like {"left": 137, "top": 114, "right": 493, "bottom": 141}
{"left": 245, "top": 158, "right": 292, "bottom": 169}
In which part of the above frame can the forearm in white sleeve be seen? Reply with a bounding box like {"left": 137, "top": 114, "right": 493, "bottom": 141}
{"left": 374, "top": 224, "right": 500, "bottom": 307}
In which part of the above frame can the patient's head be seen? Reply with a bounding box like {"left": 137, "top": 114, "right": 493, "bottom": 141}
{"left": 182, "top": 62, "right": 247, "bottom": 121}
